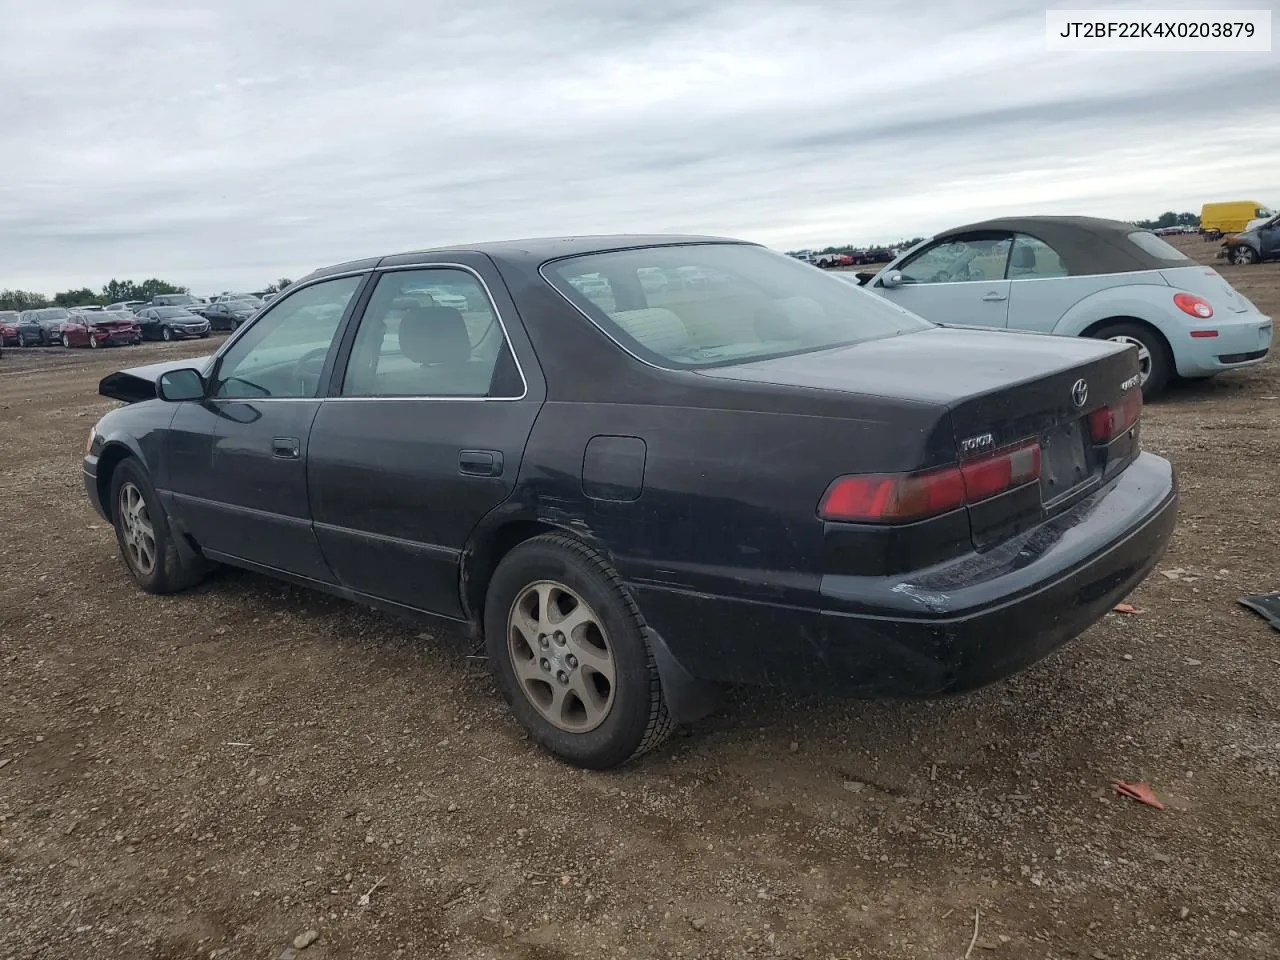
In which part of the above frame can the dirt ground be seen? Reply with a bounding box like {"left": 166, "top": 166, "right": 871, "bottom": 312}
{"left": 2, "top": 238, "right": 1278, "bottom": 960}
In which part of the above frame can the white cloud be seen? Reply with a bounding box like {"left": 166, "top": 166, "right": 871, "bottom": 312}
{"left": 0, "top": 0, "right": 1276, "bottom": 294}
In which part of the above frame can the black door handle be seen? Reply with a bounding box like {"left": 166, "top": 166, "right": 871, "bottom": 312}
{"left": 459, "top": 449, "right": 503, "bottom": 477}
{"left": 271, "top": 437, "right": 301, "bottom": 460}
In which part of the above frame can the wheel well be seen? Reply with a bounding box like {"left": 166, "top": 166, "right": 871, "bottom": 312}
{"left": 95, "top": 444, "right": 133, "bottom": 522}
{"left": 1079, "top": 316, "right": 1172, "bottom": 357}
{"left": 461, "top": 519, "right": 575, "bottom": 628}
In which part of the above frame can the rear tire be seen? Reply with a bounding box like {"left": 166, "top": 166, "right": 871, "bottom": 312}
{"left": 162, "top": 326, "right": 173, "bottom": 341}
{"left": 108, "top": 458, "right": 209, "bottom": 595}
{"left": 484, "top": 534, "right": 673, "bottom": 769}
{"left": 1090, "top": 321, "right": 1172, "bottom": 399}
{"left": 61, "top": 333, "right": 71, "bottom": 348}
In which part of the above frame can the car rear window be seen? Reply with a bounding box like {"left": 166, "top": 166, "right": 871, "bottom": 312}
{"left": 542, "top": 244, "right": 931, "bottom": 369}
{"left": 1126, "top": 231, "right": 1190, "bottom": 262}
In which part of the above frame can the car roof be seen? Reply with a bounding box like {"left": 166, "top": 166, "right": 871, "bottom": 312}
{"left": 932, "top": 215, "right": 1185, "bottom": 275}
{"left": 300, "top": 234, "right": 750, "bottom": 282}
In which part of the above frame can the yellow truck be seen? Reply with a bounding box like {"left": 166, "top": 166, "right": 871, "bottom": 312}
{"left": 1200, "top": 200, "right": 1274, "bottom": 238}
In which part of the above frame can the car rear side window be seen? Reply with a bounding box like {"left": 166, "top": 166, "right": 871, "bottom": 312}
{"left": 1126, "top": 231, "right": 1190, "bottom": 262}
{"left": 1008, "top": 234, "right": 1069, "bottom": 279}
{"left": 339, "top": 268, "right": 523, "bottom": 398}
{"left": 544, "top": 244, "right": 930, "bottom": 369}
{"left": 211, "top": 275, "right": 362, "bottom": 399}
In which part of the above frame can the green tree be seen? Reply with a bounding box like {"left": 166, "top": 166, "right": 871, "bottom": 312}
{"left": 53, "top": 287, "right": 103, "bottom": 307}
{"left": 0, "top": 289, "right": 50, "bottom": 311}
{"left": 264, "top": 277, "right": 293, "bottom": 294}
{"left": 136, "top": 278, "right": 189, "bottom": 300}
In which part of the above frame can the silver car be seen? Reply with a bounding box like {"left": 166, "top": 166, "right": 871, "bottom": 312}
{"left": 862, "top": 216, "right": 1272, "bottom": 397}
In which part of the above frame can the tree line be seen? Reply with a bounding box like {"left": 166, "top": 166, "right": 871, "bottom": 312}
{"left": 0, "top": 277, "right": 293, "bottom": 312}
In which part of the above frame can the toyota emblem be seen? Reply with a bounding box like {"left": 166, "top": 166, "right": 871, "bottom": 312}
{"left": 1071, "top": 378, "right": 1088, "bottom": 408}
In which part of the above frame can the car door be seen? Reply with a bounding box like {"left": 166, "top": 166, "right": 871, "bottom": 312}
{"left": 163, "top": 273, "right": 369, "bottom": 581}
{"left": 873, "top": 232, "right": 1013, "bottom": 327}
{"left": 1259, "top": 217, "right": 1280, "bottom": 259}
{"left": 307, "top": 256, "right": 545, "bottom": 618}
{"left": 1002, "top": 232, "right": 1075, "bottom": 333}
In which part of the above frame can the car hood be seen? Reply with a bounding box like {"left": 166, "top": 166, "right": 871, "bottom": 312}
{"left": 99, "top": 354, "right": 216, "bottom": 404}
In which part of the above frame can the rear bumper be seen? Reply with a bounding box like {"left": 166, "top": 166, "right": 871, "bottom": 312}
{"left": 1173, "top": 312, "right": 1272, "bottom": 376}
{"left": 633, "top": 452, "right": 1177, "bottom": 696}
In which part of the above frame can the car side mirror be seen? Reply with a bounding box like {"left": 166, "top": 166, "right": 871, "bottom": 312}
{"left": 855, "top": 271, "right": 876, "bottom": 286}
{"left": 156, "top": 368, "right": 205, "bottom": 402}
{"left": 880, "top": 270, "right": 904, "bottom": 288}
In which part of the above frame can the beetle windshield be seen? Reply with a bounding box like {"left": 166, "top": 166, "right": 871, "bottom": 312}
{"left": 543, "top": 243, "right": 931, "bottom": 369}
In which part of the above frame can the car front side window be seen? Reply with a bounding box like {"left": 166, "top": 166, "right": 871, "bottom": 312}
{"left": 339, "top": 268, "right": 522, "bottom": 398}
{"left": 898, "top": 234, "right": 1013, "bottom": 284}
{"left": 211, "top": 275, "right": 362, "bottom": 400}
{"left": 1007, "top": 234, "right": 1069, "bottom": 279}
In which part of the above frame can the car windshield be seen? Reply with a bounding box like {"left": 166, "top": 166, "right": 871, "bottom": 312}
{"left": 154, "top": 307, "right": 195, "bottom": 318}
{"left": 543, "top": 243, "right": 931, "bottom": 369}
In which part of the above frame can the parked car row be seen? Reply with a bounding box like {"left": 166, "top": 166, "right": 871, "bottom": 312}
{"left": 791, "top": 247, "right": 900, "bottom": 268}
{"left": 1, "top": 297, "right": 232, "bottom": 351}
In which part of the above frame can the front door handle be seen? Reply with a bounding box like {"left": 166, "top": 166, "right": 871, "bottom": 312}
{"left": 981, "top": 291, "right": 1008, "bottom": 302}
{"left": 271, "top": 437, "right": 301, "bottom": 460}
{"left": 459, "top": 449, "right": 503, "bottom": 477}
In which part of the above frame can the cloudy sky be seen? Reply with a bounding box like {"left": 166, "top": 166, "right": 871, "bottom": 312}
{"left": 1, "top": 0, "right": 1276, "bottom": 294}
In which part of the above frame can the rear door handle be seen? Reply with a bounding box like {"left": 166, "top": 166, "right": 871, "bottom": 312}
{"left": 981, "top": 291, "right": 1008, "bottom": 302}
{"left": 459, "top": 449, "right": 503, "bottom": 477}
{"left": 271, "top": 437, "right": 301, "bottom": 460}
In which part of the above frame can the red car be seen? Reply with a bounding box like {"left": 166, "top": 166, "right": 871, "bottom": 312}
{"left": 0, "top": 311, "right": 19, "bottom": 346}
{"left": 60, "top": 312, "right": 142, "bottom": 349}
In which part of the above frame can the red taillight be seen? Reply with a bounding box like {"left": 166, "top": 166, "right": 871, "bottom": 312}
{"left": 960, "top": 441, "right": 1041, "bottom": 502}
{"left": 819, "top": 440, "right": 1041, "bottom": 523}
{"left": 1173, "top": 293, "right": 1213, "bottom": 319}
{"left": 1088, "top": 391, "right": 1143, "bottom": 442}
{"left": 818, "top": 468, "right": 966, "bottom": 522}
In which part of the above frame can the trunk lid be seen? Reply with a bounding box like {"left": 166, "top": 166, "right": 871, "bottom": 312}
{"left": 695, "top": 326, "right": 1140, "bottom": 548}
{"left": 1161, "top": 265, "right": 1252, "bottom": 313}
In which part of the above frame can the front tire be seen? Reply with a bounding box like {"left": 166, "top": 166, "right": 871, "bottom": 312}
{"left": 1090, "top": 321, "right": 1172, "bottom": 398}
{"left": 1230, "top": 245, "right": 1259, "bottom": 266}
{"left": 484, "top": 534, "right": 673, "bottom": 769}
{"left": 108, "top": 458, "right": 209, "bottom": 594}
{"left": 61, "top": 333, "right": 71, "bottom": 348}
{"left": 161, "top": 326, "right": 173, "bottom": 341}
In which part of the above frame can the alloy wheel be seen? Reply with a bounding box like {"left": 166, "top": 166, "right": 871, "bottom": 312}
{"left": 506, "top": 580, "right": 616, "bottom": 733}
{"left": 117, "top": 481, "right": 157, "bottom": 576}
{"left": 1107, "top": 334, "right": 1152, "bottom": 386}
{"left": 61, "top": 334, "right": 71, "bottom": 348}
{"left": 1230, "top": 246, "right": 1257, "bottom": 266}
{"left": 162, "top": 327, "right": 172, "bottom": 341}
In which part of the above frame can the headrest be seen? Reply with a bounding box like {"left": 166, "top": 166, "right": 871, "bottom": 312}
{"left": 399, "top": 306, "right": 471, "bottom": 366}
{"left": 1010, "top": 245, "right": 1037, "bottom": 270}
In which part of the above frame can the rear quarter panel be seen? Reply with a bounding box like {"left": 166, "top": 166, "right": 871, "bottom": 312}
{"left": 508, "top": 396, "right": 947, "bottom": 606}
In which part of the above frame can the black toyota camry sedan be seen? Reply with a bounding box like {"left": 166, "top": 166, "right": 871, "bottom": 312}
{"left": 83, "top": 235, "right": 1177, "bottom": 768}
